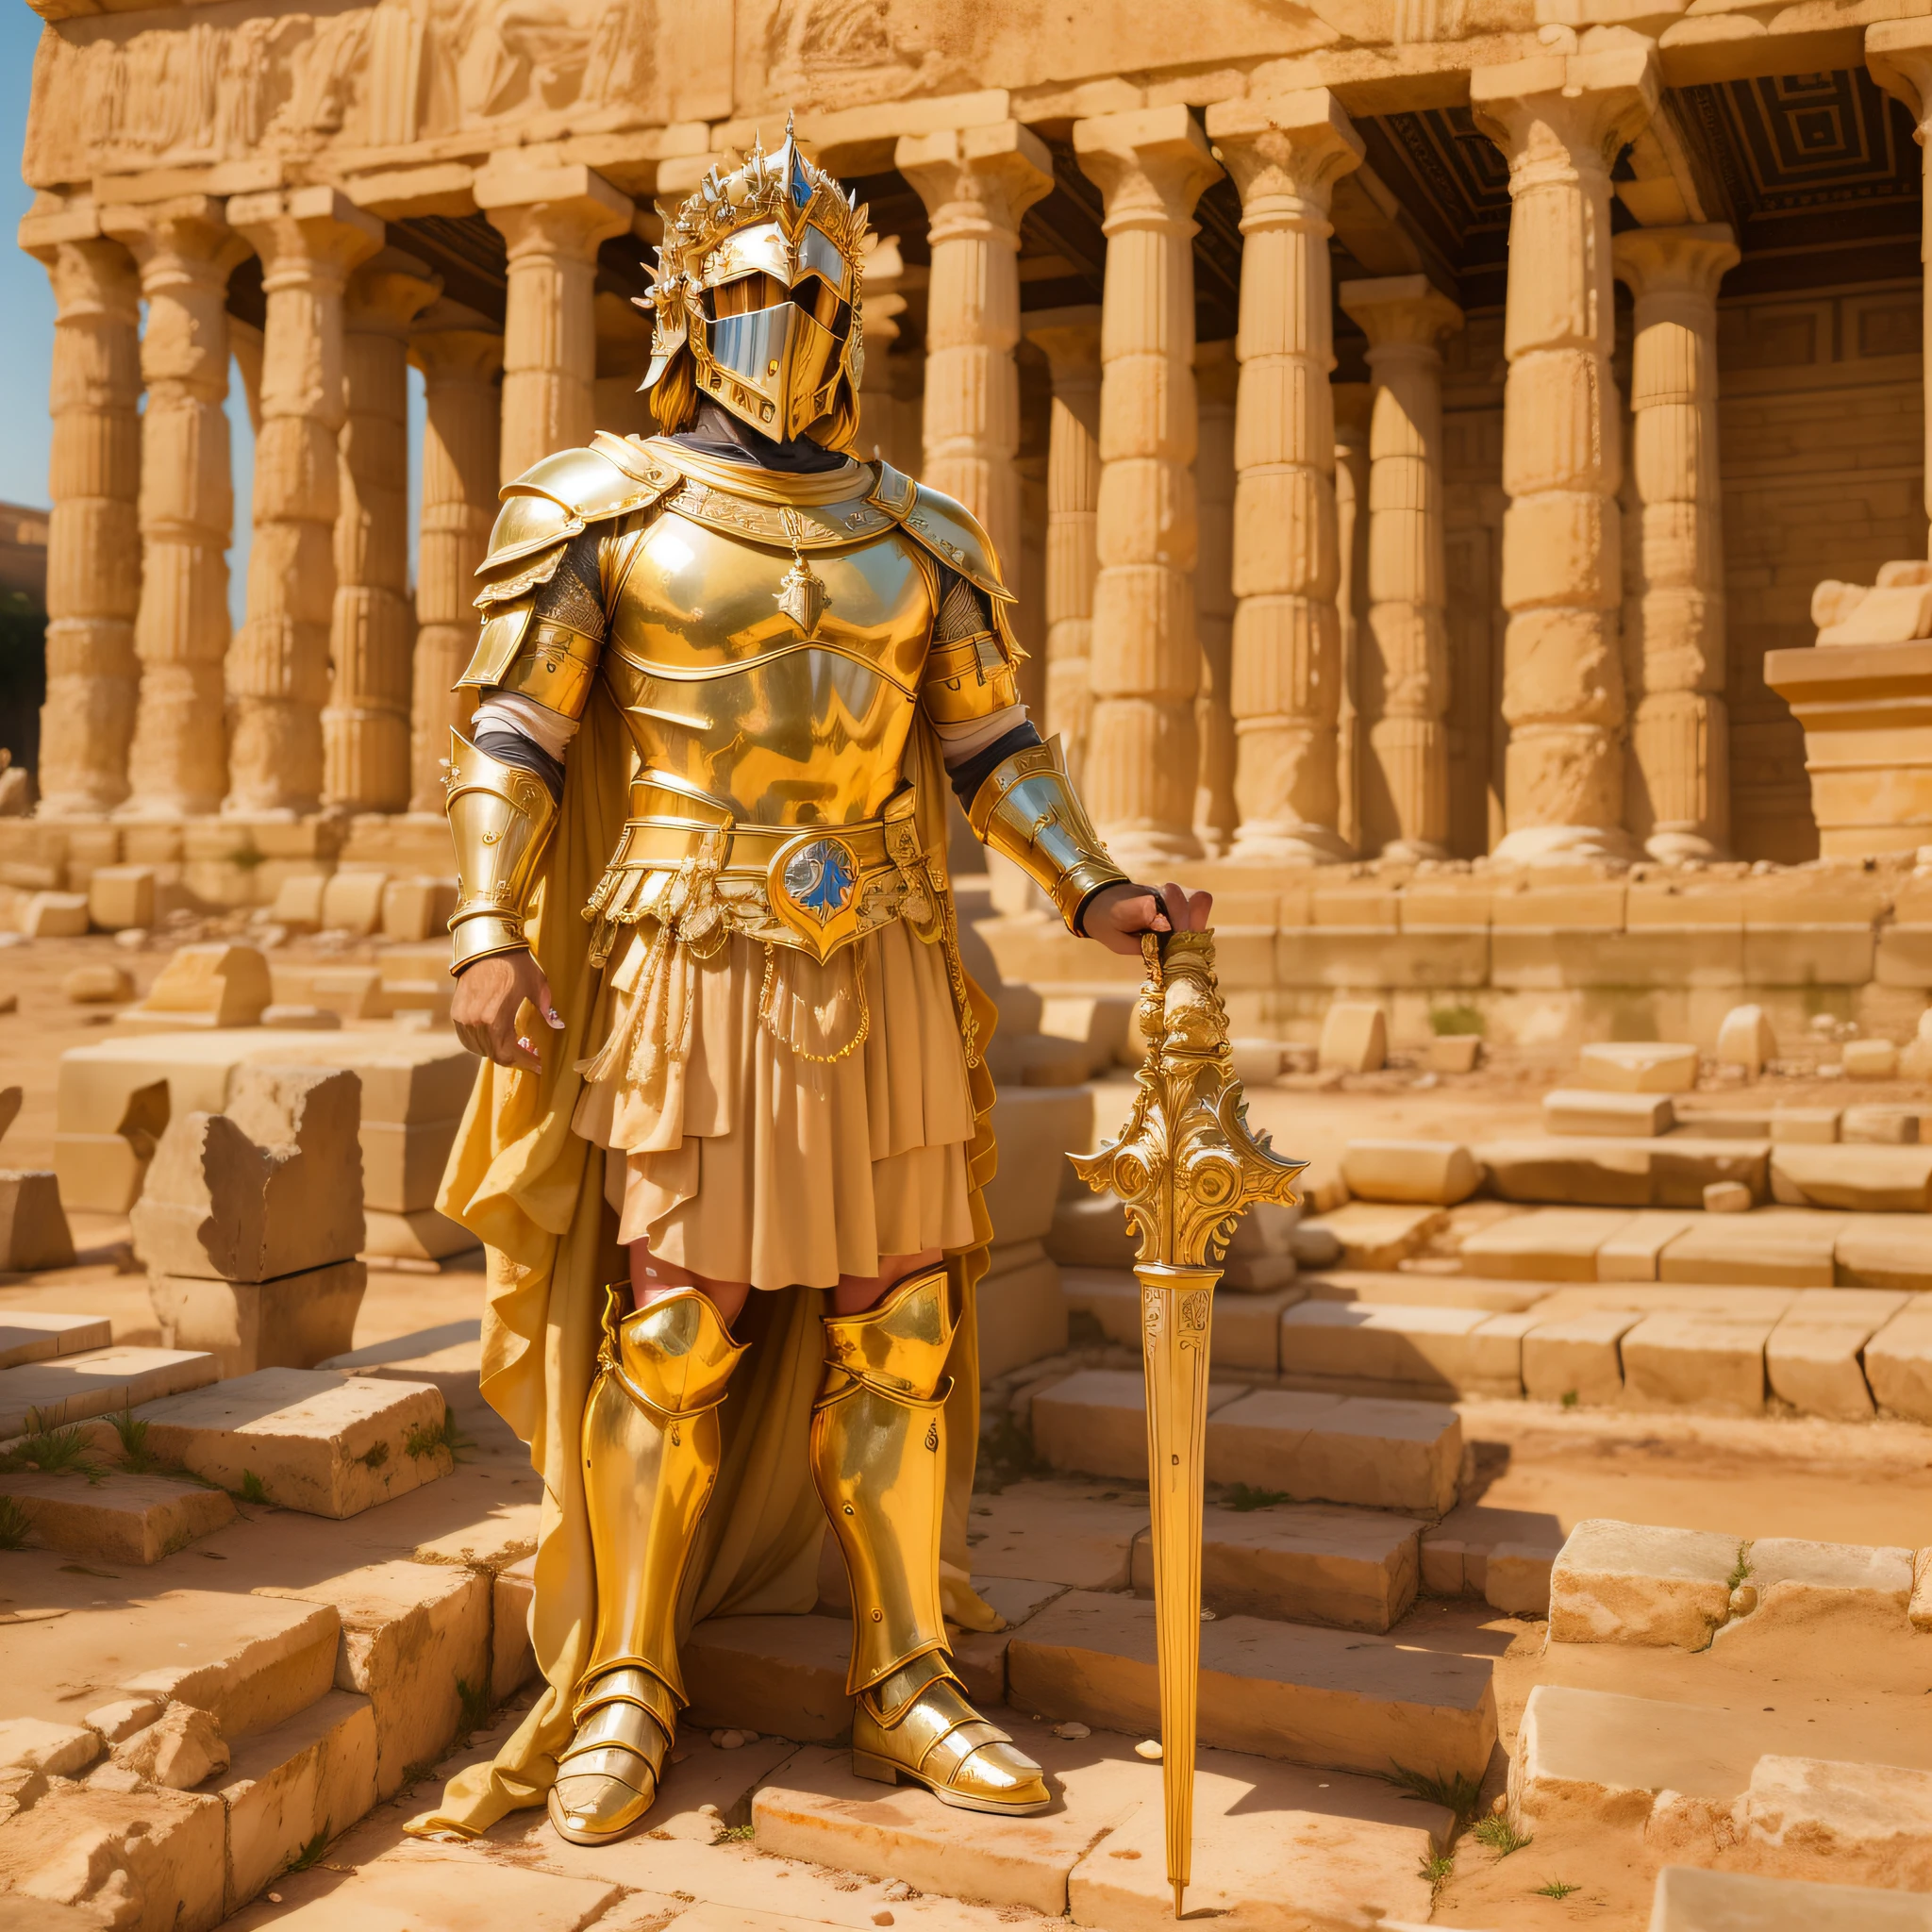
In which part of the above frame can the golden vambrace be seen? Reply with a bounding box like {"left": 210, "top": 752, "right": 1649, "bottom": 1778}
{"left": 443, "top": 727, "right": 559, "bottom": 974}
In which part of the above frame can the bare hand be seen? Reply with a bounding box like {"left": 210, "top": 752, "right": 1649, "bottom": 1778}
{"left": 451, "top": 950, "right": 563, "bottom": 1074}
{"left": 1081, "top": 880, "right": 1213, "bottom": 958}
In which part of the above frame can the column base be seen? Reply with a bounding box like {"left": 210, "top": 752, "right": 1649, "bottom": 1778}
{"left": 1380, "top": 838, "right": 1450, "bottom": 865}
{"left": 1491, "top": 824, "right": 1636, "bottom": 865}
{"left": 1644, "top": 827, "right": 1727, "bottom": 864}
{"left": 1105, "top": 828, "right": 1208, "bottom": 874}
{"left": 1227, "top": 824, "right": 1354, "bottom": 866}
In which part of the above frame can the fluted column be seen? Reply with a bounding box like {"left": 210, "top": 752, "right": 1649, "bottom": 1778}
{"left": 98, "top": 197, "right": 248, "bottom": 819}
{"left": 223, "top": 190, "right": 383, "bottom": 816}
{"left": 478, "top": 164, "right": 633, "bottom": 482}
{"left": 897, "top": 124, "right": 1053, "bottom": 580}
{"left": 1206, "top": 92, "right": 1365, "bottom": 865}
{"left": 1611, "top": 225, "right": 1738, "bottom": 860}
{"left": 858, "top": 232, "right": 908, "bottom": 465}
{"left": 1333, "top": 383, "right": 1372, "bottom": 855}
{"left": 1194, "top": 339, "right": 1239, "bottom": 854}
{"left": 1472, "top": 49, "right": 1657, "bottom": 860}
{"left": 1341, "top": 275, "right": 1464, "bottom": 860}
{"left": 325, "top": 248, "right": 441, "bottom": 815}
{"left": 409, "top": 309, "right": 504, "bottom": 813}
{"left": 20, "top": 225, "right": 142, "bottom": 815}
{"left": 1074, "top": 106, "right": 1224, "bottom": 867}
{"left": 1871, "top": 25, "right": 1932, "bottom": 554}
{"left": 1024, "top": 307, "right": 1103, "bottom": 780}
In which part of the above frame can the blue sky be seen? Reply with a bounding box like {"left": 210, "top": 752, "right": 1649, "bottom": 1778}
{"left": 2, "top": 14, "right": 425, "bottom": 622}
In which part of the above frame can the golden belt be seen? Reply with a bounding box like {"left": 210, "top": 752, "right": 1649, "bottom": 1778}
{"left": 582, "top": 771, "right": 941, "bottom": 966}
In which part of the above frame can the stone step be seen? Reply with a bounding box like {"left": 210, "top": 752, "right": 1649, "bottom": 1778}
{"left": 1544, "top": 1088, "right": 1675, "bottom": 1137}
{"left": 1030, "top": 1368, "right": 1249, "bottom": 1480}
{"left": 0, "top": 1465, "right": 236, "bottom": 1564}
{"left": 0, "top": 1310, "right": 112, "bottom": 1370}
{"left": 320, "top": 1319, "right": 484, "bottom": 1399}
{"left": 1458, "top": 1208, "right": 1641, "bottom": 1280}
{"left": 1301, "top": 1268, "right": 1551, "bottom": 1311}
{"left": 213, "top": 1848, "right": 622, "bottom": 1929}
{"left": 1773, "top": 1143, "right": 1932, "bottom": 1211}
{"left": 1649, "top": 1866, "right": 1932, "bottom": 1932}
{"left": 967, "top": 1479, "right": 1147, "bottom": 1591}
{"left": 1130, "top": 1499, "right": 1424, "bottom": 1632}
{"left": 1278, "top": 1299, "right": 1533, "bottom": 1399}
{"left": 1420, "top": 1502, "right": 1565, "bottom": 1614}
{"left": 1298, "top": 1202, "right": 1446, "bottom": 1270}
{"left": 1659, "top": 1208, "right": 1842, "bottom": 1287}
{"left": 1006, "top": 1589, "right": 1496, "bottom": 1781}
{"left": 123, "top": 1367, "right": 453, "bottom": 1518}
{"left": 1058, "top": 1268, "right": 1306, "bottom": 1372}
{"left": 1475, "top": 1136, "right": 1770, "bottom": 1209}
{"left": 1208, "top": 1388, "right": 1463, "bottom": 1515}
{"left": 752, "top": 1720, "right": 1448, "bottom": 1925}
{"left": 0, "top": 1343, "right": 218, "bottom": 1437}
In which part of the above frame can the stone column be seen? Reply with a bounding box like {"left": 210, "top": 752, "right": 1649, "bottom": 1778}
{"left": 224, "top": 189, "right": 384, "bottom": 816}
{"left": 1472, "top": 49, "right": 1657, "bottom": 860}
{"left": 477, "top": 164, "right": 633, "bottom": 483}
{"left": 858, "top": 232, "right": 908, "bottom": 465}
{"left": 1024, "top": 307, "right": 1103, "bottom": 780}
{"left": 897, "top": 124, "right": 1054, "bottom": 582}
{"left": 1074, "top": 106, "right": 1224, "bottom": 866}
{"left": 20, "top": 224, "right": 142, "bottom": 815}
{"left": 409, "top": 308, "right": 504, "bottom": 813}
{"left": 325, "top": 248, "right": 441, "bottom": 815}
{"left": 1332, "top": 383, "right": 1372, "bottom": 855}
{"left": 98, "top": 196, "right": 248, "bottom": 819}
{"left": 1193, "top": 339, "right": 1240, "bottom": 854}
{"left": 1611, "top": 225, "right": 1738, "bottom": 859}
{"left": 1871, "top": 25, "right": 1932, "bottom": 555}
{"left": 1340, "top": 275, "right": 1464, "bottom": 860}
{"left": 1205, "top": 92, "right": 1365, "bottom": 864}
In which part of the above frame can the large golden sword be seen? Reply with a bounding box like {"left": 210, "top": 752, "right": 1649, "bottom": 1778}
{"left": 1071, "top": 930, "right": 1305, "bottom": 1919}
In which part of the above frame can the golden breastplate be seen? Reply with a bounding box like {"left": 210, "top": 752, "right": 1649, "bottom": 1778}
{"left": 604, "top": 500, "right": 937, "bottom": 827}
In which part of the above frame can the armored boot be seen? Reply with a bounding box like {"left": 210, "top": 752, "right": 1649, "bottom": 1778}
{"left": 549, "top": 1287, "right": 746, "bottom": 1846}
{"left": 810, "top": 1266, "right": 1050, "bottom": 1816}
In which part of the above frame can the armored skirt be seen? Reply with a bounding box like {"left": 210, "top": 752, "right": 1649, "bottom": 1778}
{"left": 571, "top": 916, "right": 979, "bottom": 1290}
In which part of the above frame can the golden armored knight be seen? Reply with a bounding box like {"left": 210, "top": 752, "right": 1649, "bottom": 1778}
{"left": 412, "top": 125, "right": 1207, "bottom": 1848}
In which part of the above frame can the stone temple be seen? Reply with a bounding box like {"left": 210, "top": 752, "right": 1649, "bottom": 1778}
{"left": 6, "top": 5, "right": 1932, "bottom": 1932}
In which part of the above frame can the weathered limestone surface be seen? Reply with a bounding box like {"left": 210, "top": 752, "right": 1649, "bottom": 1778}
{"left": 150, "top": 1258, "right": 368, "bottom": 1379}
{"left": 1649, "top": 1865, "right": 1932, "bottom": 1931}
{"left": 1548, "top": 1518, "right": 1742, "bottom": 1647}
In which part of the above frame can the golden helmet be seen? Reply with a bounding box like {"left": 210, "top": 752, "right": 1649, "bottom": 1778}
{"left": 640, "top": 119, "right": 870, "bottom": 448}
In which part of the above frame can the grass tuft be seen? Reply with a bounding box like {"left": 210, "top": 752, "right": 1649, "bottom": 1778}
{"left": 405, "top": 1411, "right": 472, "bottom": 1462}
{"left": 1472, "top": 1814, "right": 1533, "bottom": 1857}
{"left": 1428, "top": 1003, "right": 1484, "bottom": 1038}
{"left": 1726, "top": 1545, "right": 1754, "bottom": 1591}
{"left": 111, "top": 1407, "right": 157, "bottom": 1473}
{"left": 1220, "top": 1483, "right": 1291, "bottom": 1513}
{"left": 1382, "top": 1764, "right": 1486, "bottom": 1829}
{"left": 401, "top": 1761, "right": 437, "bottom": 1788}
{"left": 457, "top": 1674, "right": 491, "bottom": 1738}
{"left": 715, "top": 1824, "right": 756, "bottom": 1843}
{"left": 1, "top": 1410, "right": 108, "bottom": 1483}
{"left": 0, "top": 1495, "right": 32, "bottom": 1550}
{"left": 1533, "top": 1880, "right": 1580, "bottom": 1899}
{"left": 358, "top": 1441, "right": 391, "bottom": 1471}
{"left": 286, "top": 1826, "right": 330, "bottom": 1872}
{"left": 1559, "top": 1390, "right": 1579, "bottom": 1409}
{"left": 1418, "top": 1851, "right": 1455, "bottom": 1892}
{"left": 239, "top": 1471, "right": 271, "bottom": 1506}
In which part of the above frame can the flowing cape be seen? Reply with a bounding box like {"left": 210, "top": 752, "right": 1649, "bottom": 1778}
{"left": 409, "top": 682, "right": 999, "bottom": 1837}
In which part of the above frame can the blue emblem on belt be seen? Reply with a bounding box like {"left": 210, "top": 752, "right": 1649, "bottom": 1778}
{"left": 781, "top": 839, "right": 858, "bottom": 924}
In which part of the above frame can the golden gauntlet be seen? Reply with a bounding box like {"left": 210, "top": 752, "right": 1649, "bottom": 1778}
{"left": 443, "top": 728, "right": 559, "bottom": 974}
{"left": 966, "top": 734, "right": 1128, "bottom": 933}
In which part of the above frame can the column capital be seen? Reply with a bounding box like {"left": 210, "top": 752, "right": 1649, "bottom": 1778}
{"left": 228, "top": 186, "right": 384, "bottom": 284}
{"left": 894, "top": 121, "right": 1054, "bottom": 241}
{"left": 25, "top": 232, "right": 141, "bottom": 322}
{"left": 1205, "top": 90, "right": 1364, "bottom": 214}
{"left": 1339, "top": 274, "right": 1464, "bottom": 350}
{"left": 1074, "top": 104, "right": 1223, "bottom": 229}
{"left": 475, "top": 161, "right": 633, "bottom": 259}
{"left": 1470, "top": 47, "right": 1658, "bottom": 173}
{"left": 98, "top": 194, "right": 249, "bottom": 281}
{"left": 1024, "top": 304, "right": 1103, "bottom": 380}
{"left": 410, "top": 320, "right": 507, "bottom": 384}
{"left": 1869, "top": 19, "right": 1932, "bottom": 123}
{"left": 346, "top": 246, "right": 442, "bottom": 337}
{"left": 1611, "top": 223, "right": 1739, "bottom": 306}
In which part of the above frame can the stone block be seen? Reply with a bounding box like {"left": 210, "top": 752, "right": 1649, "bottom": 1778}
{"left": 220, "top": 1690, "right": 377, "bottom": 1912}
{"left": 115, "top": 942, "right": 272, "bottom": 1030}
{"left": 320, "top": 869, "right": 390, "bottom": 936}
{"left": 1039, "top": 992, "right": 1137, "bottom": 1070}
{"left": 1548, "top": 1519, "right": 1743, "bottom": 1648}
{"left": 1915, "top": 1549, "right": 1932, "bottom": 1632}
{"left": 1704, "top": 1179, "right": 1753, "bottom": 1212}
{"left": 1421, "top": 1502, "right": 1568, "bottom": 1601}
{"left": 1544, "top": 1089, "right": 1674, "bottom": 1137}
{"left": 0, "top": 1716, "right": 100, "bottom": 1777}
{"left": 683, "top": 1610, "right": 852, "bottom": 1742}
{"left": 1279, "top": 1300, "right": 1527, "bottom": 1397}
{"left": 1032, "top": 1368, "right": 1244, "bottom": 1480}
{"left": 269, "top": 872, "right": 328, "bottom": 931}
{"left": 1577, "top": 1041, "right": 1700, "bottom": 1092}
{"left": 1459, "top": 1207, "right": 1632, "bottom": 1279}
{"left": 1737, "top": 1755, "right": 1932, "bottom": 1892}
{"left": 1742, "top": 924, "right": 1875, "bottom": 985}
{"left": 1007, "top": 1590, "right": 1496, "bottom": 1780}
{"left": 1865, "top": 1307, "right": 1932, "bottom": 1421}
{"left": 1206, "top": 1388, "right": 1461, "bottom": 1514}
{"left": 1317, "top": 1001, "right": 1386, "bottom": 1072}
{"left": 1716, "top": 1002, "right": 1777, "bottom": 1075}
{"left": 1725, "top": 1536, "right": 1915, "bottom": 1636}
{"left": 1648, "top": 1865, "right": 1932, "bottom": 1932}
{"left": 1597, "top": 1210, "right": 1701, "bottom": 1280}
{"left": 1677, "top": 1106, "right": 1773, "bottom": 1138}
{"left": 1301, "top": 1201, "right": 1445, "bottom": 1269}
{"left": 1522, "top": 1308, "right": 1641, "bottom": 1406}
{"left": 984, "top": 1086, "right": 1094, "bottom": 1247}
{"left": 1425, "top": 1033, "right": 1482, "bottom": 1073}
{"left": 1773, "top": 1144, "right": 1932, "bottom": 1210}
{"left": 1836, "top": 1214, "right": 1932, "bottom": 1290}
{"left": 1764, "top": 1290, "right": 1906, "bottom": 1420}
{"left": 88, "top": 864, "right": 156, "bottom": 932}
{"left": 112, "top": 1701, "right": 228, "bottom": 1790}
{"left": 1621, "top": 1311, "right": 1774, "bottom": 1416}
{"left": 63, "top": 962, "right": 134, "bottom": 1004}
{"left": 149, "top": 1260, "right": 368, "bottom": 1378}
{"left": 967, "top": 1480, "right": 1148, "bottom": 1591}
{"left": 1476, "top": 1138, "right": 1653, "bottom": 1207}
{"left": 0, "top": 1343, "right": 216, "bottom": 1436}
{"left": 22, "top": 891, "right": 90, "bottom": 938}
{"left": 1058, "top": 1265, "right": 1141, "bottom": 1347}
{"left": 131, "top": 1064, "right": 364, "bottom": 1283}
{"left": 361, "top": 1207, "right": 481, "bottom": 1262}
{"left": 1843, "top": 1105, "right": 1919, "bottom": 1143}
{"left": 1301, "top": 1268, "right": 1547, "bottom": 1311}
{"left": 358, "top": 1116, "right": 460, "bottom": 1215}
{"left": 491, "top": 1555, "right": 537, "bottom": 1703}
{"left": 0, "top": 1171, "right": 76, "bottom": 1271}
{"left": 1772, "top": 1107, "right": 1841, "bottom": 1142}
{"left": 1339, "top": 1140, "right": 1480, "bottom": 1205}
{"left": 0, "top": 1467, "right": 234, "bottom": 1564}
{"left": 1209, "top": 1283, "right": 1304, "bottom": 1370}
{"left": 1136, "top": 1502, "right": 1422, "bottom": 1632}
{"left": 1487, "top": 1544, "right": 1559, "bottom": 1616}
{"left": 0, "top": 1311, "right": 111, "bottom": 1370}
{"left": 1843, "top": 1037, "right": 1901, "bottom": 1078}
{"left": 1658, "top": 1208, "right": 1842, "bottom": 1287}
{"left": 1651, "top": 1139, "right": 1773, "bottom": 1208}
{"left": 1046, "top": 1193, "right": 1137, "bottom": 1270}
{"left": 975, "top": 1241, "right": 1068, "bottom": 1379}
{"left": 379, "top": 875, "right": 458, "bottom": 942}
{"left": 130, "top": 1369, "right": 452, "bottom": 1518}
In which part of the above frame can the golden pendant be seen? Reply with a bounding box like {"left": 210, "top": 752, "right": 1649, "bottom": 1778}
{"left": 774, "top": 547, "right": 832, "bottom": 638}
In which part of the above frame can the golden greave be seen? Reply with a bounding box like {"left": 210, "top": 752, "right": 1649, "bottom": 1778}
{"left": 551, "top": 1287, "right": 744, "bottom": 1846}
{"left": 810, "top": 1266, "right": 1049, "bottom": 1816}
